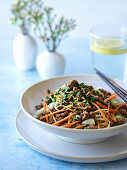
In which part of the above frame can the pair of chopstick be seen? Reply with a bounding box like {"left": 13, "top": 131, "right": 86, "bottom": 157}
{"left": 94, "top": 68, "right": 127, "bottom": 103}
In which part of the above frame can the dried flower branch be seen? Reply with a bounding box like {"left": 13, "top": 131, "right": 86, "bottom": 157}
{"left": 30, "top": 7, "right": 76, "bottom": 52}
{"left": 10, "top": 0, "right": 76, "bottom": 51}
{"left": 10, "top": 0, "right": 43, "bottom": 34}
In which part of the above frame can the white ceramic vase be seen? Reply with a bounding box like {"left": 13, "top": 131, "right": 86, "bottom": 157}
{"left": 36, "top": 51, "right": 65, "bottom": 79}
{"left": 13, "top": 33, "right": 37, "bottom": 71}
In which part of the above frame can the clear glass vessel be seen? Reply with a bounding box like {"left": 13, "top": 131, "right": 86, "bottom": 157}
{"left": 90, "top": 26, "right": 127, "bottom": 81}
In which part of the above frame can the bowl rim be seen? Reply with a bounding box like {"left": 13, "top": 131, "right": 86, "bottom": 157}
{"left": 20, "top": 74, "right": 127, "bottom": 133}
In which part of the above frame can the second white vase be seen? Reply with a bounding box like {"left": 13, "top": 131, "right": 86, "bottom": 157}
{"left": 36, "top": 51, "right": 65, "bottom": 79}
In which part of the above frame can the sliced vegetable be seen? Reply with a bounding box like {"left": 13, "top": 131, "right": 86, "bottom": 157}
{"left": 82, "top": 118, "right": 95, "bottom": 126}
{"left": 47, "top": 102, "right": 56, "bottom": 110}
{"left": 115, "top": 115, "right": 127, "bottom": 122}
{"left": 76, "top": 115, "right": 80, "bottom": 118}
{"left": 35, "top": 102, "right": 56, "bottom": 116}
{"left": 104, "top": 93, "right": 118, "bottom": 103}
{"left": 114, "top": 103, "right": 127, "bottom": 114}
{"left": 36, "top": 107, "right": 44, "bottom": 116}
{"left": 110, "top": 98, "right": 120, "bottom": 107}
{"left": 46, "top": 104, "right": 56, "bottom": 123}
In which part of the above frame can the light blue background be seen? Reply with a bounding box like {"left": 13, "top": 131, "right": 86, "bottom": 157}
{"left": 2, "top": 0, "right": 127, "bottom": 38}
{"left": 1, "top": 0, "right": 127, "bottom": 170}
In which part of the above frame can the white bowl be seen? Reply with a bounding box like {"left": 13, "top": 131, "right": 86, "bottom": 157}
{"left": 20, "top": 74, "right": 127, "bottom": 144}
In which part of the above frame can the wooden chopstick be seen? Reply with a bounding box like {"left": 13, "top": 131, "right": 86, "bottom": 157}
{"left": 94, "top": 68, "right": 127, "bottom": 103}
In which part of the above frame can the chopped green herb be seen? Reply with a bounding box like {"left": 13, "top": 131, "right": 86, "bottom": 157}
{"left": 67, "top": 95, "right": 70, "bottom": 99}
{"left": 72, "top": 115, "right": 79, "bottom": 120}
{"left": 89, "top": 86, "right": 93, "bottom": 90}
{"left": 100, "top": 100, "right": 105, "bottom": 105}
{"left": 79, "top": 83, "right": 85, "bottom": 87}
{"left": 55, "top": 92, "right": 60, "bottom": 95}
{"left": 72, "top": 92, "right": 76, "bottom": 97}
{"left": 76, "top": 90, "right": 79, "bottom": 94}
{"left": 95, "top": 89, "right": 100, "bottom": 95}
{"left": 96, "top": 89, "right": 101, "bottom": 94}
{"left": 73, "top": 104, "right": 78, "bottom": 107}
{"left": 91, "top": 96, "right": 96, "bottom": 102}
{"left": 85, "top": 95, "right": 91, "bottom": 101}
{"left": 47, "top": 89, "right": 51, "bottom": 94}
{"left": 84, "top": 86, "right": 90, "bottom": 91}
{"left": 53, "top": 97, "right": 56, "bottom": 102}
{"left": 63, "top": 94, "right": 68, "bottom": 100}
{"left": 58, "top": 88, "right": 61, "bottom": 92}
{"left": 50, "top": 94, "right": 56, "bottom": 102}
{"left": 72, "top": 99, "right": 77, "bottom": 104}
{"left": 67, "top": 87, "right": 71, "bottom": 92}
{"left": 36, "top": 117, "right": 40, "bottom": 120}
{"left": 77, "top": 110, "right": 81, "bottom": 113}
{"left": 86, "top": 103, "right": 89, "bottom": 106}
{"left": 51, "top": 94, "right": 54, "bottom": 98}
{"left": 105, "top": 94, "right": 110, "bottom": 98}
{"left": 84, "top": 124, "right": 89, "bottom": 127}
{"left": 62, "top": 89, "right": 66, "bottom": 92}
{"left": 46, "top": 96, "right": 52, "bottom": 103}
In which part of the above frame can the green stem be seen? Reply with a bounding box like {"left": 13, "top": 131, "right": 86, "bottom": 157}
{"left": 21, "top": 26, "right": 28, "bottom": 35}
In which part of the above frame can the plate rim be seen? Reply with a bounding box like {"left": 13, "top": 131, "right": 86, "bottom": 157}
{"left": 15, "top": 109, "right": 127, "bottom": 163}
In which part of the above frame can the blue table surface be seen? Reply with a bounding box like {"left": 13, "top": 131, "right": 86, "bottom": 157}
{"left": 1, "top": 37, "right": 127, "bottom": 170}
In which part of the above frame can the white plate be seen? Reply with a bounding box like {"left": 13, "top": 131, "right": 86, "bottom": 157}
{"left": 16, "top": 110, "right": 127, "bottom": 163}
